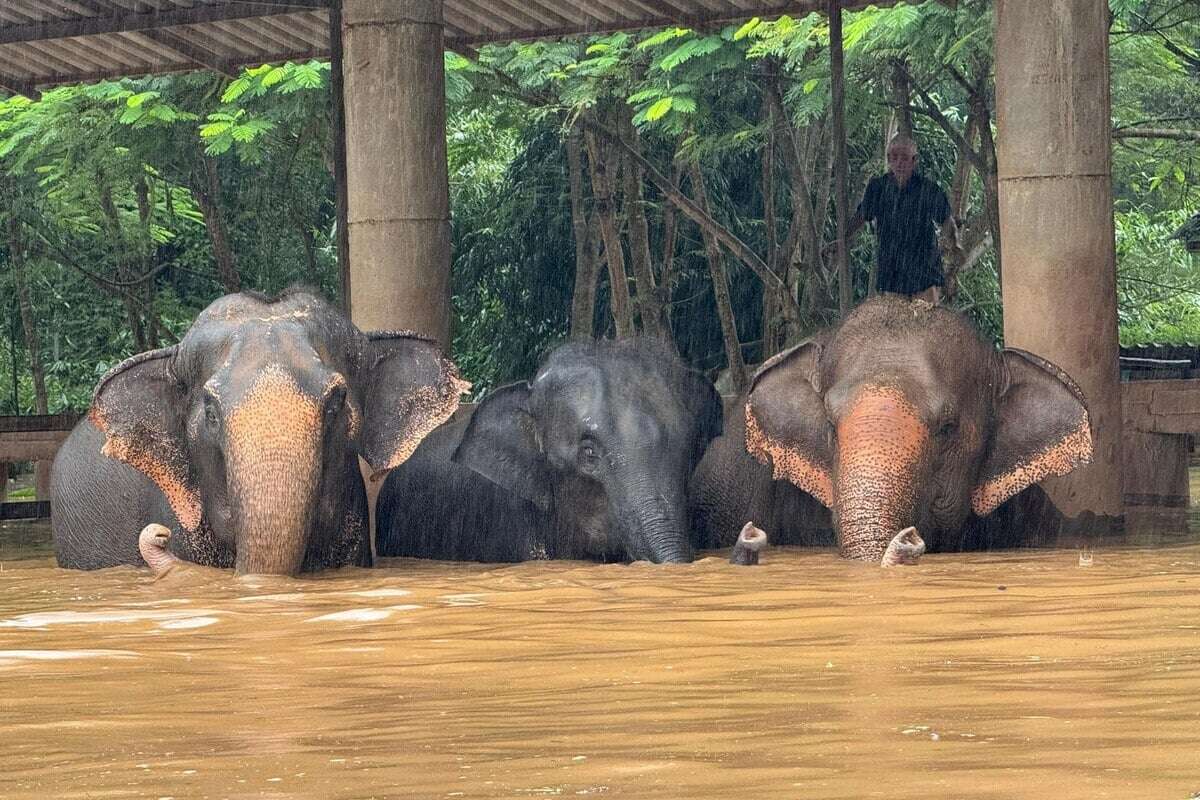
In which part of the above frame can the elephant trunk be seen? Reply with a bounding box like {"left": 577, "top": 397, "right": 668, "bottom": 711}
{"left": 226, "top": 368, "right": 324, "bottom": 575}
{"left": 834, "top": 386, "right": 929, "bottom": 562}
{"left": 621, "top": 473, "right": 694, "bottom": 564}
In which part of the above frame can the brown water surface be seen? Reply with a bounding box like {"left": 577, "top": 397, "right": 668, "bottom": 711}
{"left": 2, "top": 519, "right": 1199, "bottom": 799}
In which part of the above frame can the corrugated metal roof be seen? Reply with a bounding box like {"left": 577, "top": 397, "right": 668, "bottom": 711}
{"left": 0, "top": 0, "right": 913, "bottom": 98}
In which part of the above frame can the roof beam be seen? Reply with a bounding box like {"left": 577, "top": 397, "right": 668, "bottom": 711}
{"left": 67, "top": 0, "right": 238, "bottom": 77}
{"left": 0, "top": 72, "right": 39, "bottom": 101}
{"left": 0, "top": 1, "right": 332, "bottom": 46}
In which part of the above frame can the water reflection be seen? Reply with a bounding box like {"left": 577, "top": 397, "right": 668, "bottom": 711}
{"left": 1, "top": 519, "right": 1198, "bottom": 799}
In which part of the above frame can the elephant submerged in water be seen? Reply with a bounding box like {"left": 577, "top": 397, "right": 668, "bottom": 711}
{"left": 376, "top": 340, "right": 723, "bottom": 564}
{"left": 52, "top": 288, "right": 468, "bottom": 575}
{"left": 691, "top": 295, "right": 1093, "bottom": 563}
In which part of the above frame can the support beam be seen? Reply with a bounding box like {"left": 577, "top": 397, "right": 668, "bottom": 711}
{"left": 0, "top": 1, "right": 331, "bottom": 46}
{"left": 329, "top": 0, "right": 351, "bottom": 313}
{"left": 66, "top": 0, "right": 238, "bottom": 77}
{"left": 0, "top": 73, "right": 38, "bottom": 100}
{"left": 994, "top": 0, "right": 1123, "bottom": 526}
{"left": 341, "top": 0, "right": 452, "bottom": 344}
{"left": 828, "top": 0, "right": 851, "bottom": 316}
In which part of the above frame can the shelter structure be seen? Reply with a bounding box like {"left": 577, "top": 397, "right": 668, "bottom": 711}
{"left": 0, "top": 0, "right": 1123, "bottom": 528}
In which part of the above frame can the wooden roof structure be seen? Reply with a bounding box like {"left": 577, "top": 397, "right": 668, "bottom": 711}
{"left": 0, "top": 0, "right": 919, "bottom": 99}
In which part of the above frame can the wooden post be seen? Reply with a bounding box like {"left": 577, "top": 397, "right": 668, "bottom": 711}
{"left": 341, "top": 0, "right": 451, "bottom": 345}
{"left": 828, "top": 0, "right": 851, "bottom": 316}
{"left": 329, "top": 0, "right": 351, "bottom": 315}
{"left": 994, "top": 0, "right": 1123, "bottom": 526}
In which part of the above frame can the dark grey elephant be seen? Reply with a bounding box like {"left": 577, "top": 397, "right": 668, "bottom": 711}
{"left": 376, "top": 340, "right": 722, "bottom": 563}
{"left": 690, "top": 295, "right": 1093, "bottom": 563}
{"left": 51, "top": 288, "right": 467, "bottom": 575}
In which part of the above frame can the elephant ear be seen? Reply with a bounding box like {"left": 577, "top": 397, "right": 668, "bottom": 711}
{"left": 744, "top": 340, "right": 834, "bottom": 507}
{"left": 89, "top": 346, "right": 203, "bottom": 532}
{"left": 360, "top": 331, "right": 471, "bottom": 481}
{"left": 971, "top": 349, "right": 1093, "bottom": 516}
{"left": 451, "top": 382, "right": 553, "bottom": 511}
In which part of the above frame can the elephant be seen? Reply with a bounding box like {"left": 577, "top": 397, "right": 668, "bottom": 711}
{"left": 51, "top": 288, "right": 468, "bottom": 575}
{"left": 690, "top": 295, "right": 1094, "bottom": 563}
{"left": 376, "top": 339, "right": 723, "bottom": 564}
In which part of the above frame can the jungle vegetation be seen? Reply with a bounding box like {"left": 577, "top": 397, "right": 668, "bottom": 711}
{"left": 0, "top": 0, "right": 1197, "bottom": 415}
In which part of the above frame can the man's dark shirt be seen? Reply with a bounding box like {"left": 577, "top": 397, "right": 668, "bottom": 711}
{"left": 858, "top": 172, "right": 951, "bottom": 295}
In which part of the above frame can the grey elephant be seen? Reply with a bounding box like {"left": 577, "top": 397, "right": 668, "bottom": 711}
{"left": 376, "top": 340, "right": 722, "bottom": 563}
{"left": 51, "top": 288, "right": 468, "bottom": 575}
{"left": 690, "top": 295, "right": 1093, "bottom": 563}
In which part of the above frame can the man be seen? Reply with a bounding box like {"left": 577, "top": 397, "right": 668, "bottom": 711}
{"left": 844, "top": 134, "right": 961, "bottom": 303}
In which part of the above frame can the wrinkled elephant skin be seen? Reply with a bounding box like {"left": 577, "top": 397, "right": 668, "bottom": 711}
{"left": 52, "top": 288, "right": 467, "bottom": 575}
{"left": 690, "top": 295, "right": 1093, "bottom": 561}
{"left": 377, "top": 340, "right": 722, "bottom": 564}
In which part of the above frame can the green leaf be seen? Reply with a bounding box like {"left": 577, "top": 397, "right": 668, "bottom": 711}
{"left": 645, "top": 97, "right": 673, "bottom": 121}
{"left": 639, "top": 27, "right": 692, "bottom": 49}
{"left": 626, "top": 87, "right": 664, "bottom": 104}
{"left": 657, "top": 36, "right": 724, "bottom": 71}
{"left": 126, "top": 91, "right": 158, "bottom": 109}
{"left": 733, "top": 17, "right": 761, "bottom": 40}
{"left": 199, "top": 120, "right": 232, "bottom": 138}
{"left": 803, "top": 78, "right": 819, "bottom": 94}
{"left": 670, "top": 96, "right": 697, "bottom": 114}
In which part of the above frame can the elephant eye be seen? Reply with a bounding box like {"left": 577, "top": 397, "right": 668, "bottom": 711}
{"left": 937, "top": 418, "right": 959, "bottom": 437}
{"left": 203, "top": 395, "right": 220, "bottom": 428}
{"left": 325, "top": 387, "right": 346, "bottom": 419}
{"left": 578, "top": 441, "right": 602, "bottom": 471}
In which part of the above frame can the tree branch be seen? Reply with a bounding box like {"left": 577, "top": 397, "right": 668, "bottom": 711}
{"left": 1112, "top": 127, "right": 1200, "bottom": 142}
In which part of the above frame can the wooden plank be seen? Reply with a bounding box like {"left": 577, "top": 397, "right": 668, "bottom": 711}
{"left": 0, "top": 439, "right": 69, "bottom": 462}
{"left": 0, "top": 500, "right": 51, "bottom": 521}
{"left": 1122, "top": 379, "right": 1200, "bottom": 435}
{"left": 0, "top": 1, "right": 332, "bottom": 46}
{"left": 0, "top": 414, "right": 80, "bottom": 433}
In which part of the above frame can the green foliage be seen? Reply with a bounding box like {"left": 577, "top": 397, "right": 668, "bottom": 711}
{"left": 1115, "top": 207, "right": 1200, "bottom": 345}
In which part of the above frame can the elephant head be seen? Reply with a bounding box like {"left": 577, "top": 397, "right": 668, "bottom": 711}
{"left": 452, "top": 341, "right": 722, "bottom": 563}
{"left": 745, "top": 296, "right": 1092, "bottom": 563}
{"left": 89, "top": 289, "right": 468, "bottom": 575}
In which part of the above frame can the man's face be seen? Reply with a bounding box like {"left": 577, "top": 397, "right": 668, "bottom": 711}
{"left": 887, "top": 144, "right": 917, "bottom": 184}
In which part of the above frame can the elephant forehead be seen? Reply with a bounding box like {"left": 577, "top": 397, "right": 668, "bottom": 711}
{"left": 837, "top": 385, "right": 929, "bottom": 462}
{"left": 225, "top": 366, "right": 322, "bottom": 452}
{"left": 180, "top": 317, "right": 354, "bottom": 382}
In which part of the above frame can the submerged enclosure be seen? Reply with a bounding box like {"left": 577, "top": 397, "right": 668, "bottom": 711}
{"left": 3, "top": 518, "right": 1200, "bottom": 798}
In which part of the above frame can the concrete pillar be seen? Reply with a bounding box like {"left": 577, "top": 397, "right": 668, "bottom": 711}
{"left": 341, "top": 0, "right": 452, "bottom": 345}
{"left": 994, "top": 0, "right": 1123, "bottom": 525}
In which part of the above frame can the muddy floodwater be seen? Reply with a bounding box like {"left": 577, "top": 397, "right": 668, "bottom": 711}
{"left": 2, "top": 520, "right": 1199, "bottom": 799}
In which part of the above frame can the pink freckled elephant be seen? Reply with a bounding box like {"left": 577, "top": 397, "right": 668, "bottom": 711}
{"left": 690, "top": 295, "right": 1093, "bottom": 564}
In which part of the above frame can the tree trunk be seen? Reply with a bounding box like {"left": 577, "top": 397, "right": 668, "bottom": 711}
{"left": 761, "top": 99, "right": 784, "bottom": 356}
{"left": 829, "top": 0, "right": 852, "bottom": 316}
{"left": 890, "top": 59, "right": 914, "bottom": 140}
{"left": 567, "top": 127, "right": 599, "bottom": 339}
{"left": 135, "top": 177, "right": 162, "bottom": 348}
{"left": 690, "top": 163, "right": 747, "bottom": 393}
{"left": 7, "top": 219, "right": 47, "bottom": 416}
{"left": 96, "top": 175, "right": 147, "bottom": 351}
{"left": 193, "top": 155, "right": 241, "bottom": 294}
{"left": 584, "top": 128, "right": 634, "bottom": 339}
{"left": 657, "top": 160, "right": 682, "bottom": 323}
{"left": 619, "top": 110, "right": 668, "bottom": 341}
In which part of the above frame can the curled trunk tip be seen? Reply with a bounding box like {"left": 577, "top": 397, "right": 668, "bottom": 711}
{"left": 139, "top": 523, "right": 182, "bottom": 576}
{"left": 880, "top": 526, "right": 926, "bottom": 567}
{"left": 730, "top": 521, "right": 768, "bottom": 566}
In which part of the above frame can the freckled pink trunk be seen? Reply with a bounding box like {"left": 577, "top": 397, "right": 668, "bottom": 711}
{"left": 834, "top": 389, "right": 929, "bottom": 562}
{"left": 232, "top": 451, "right": 319, "bottom": 576}
{"left": 226, "top": 374, "right": 322, "bottom": 576}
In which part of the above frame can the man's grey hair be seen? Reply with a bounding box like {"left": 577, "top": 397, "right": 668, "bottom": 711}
{"left": 887, "top": 134, "right": 918, "bottom": 155}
